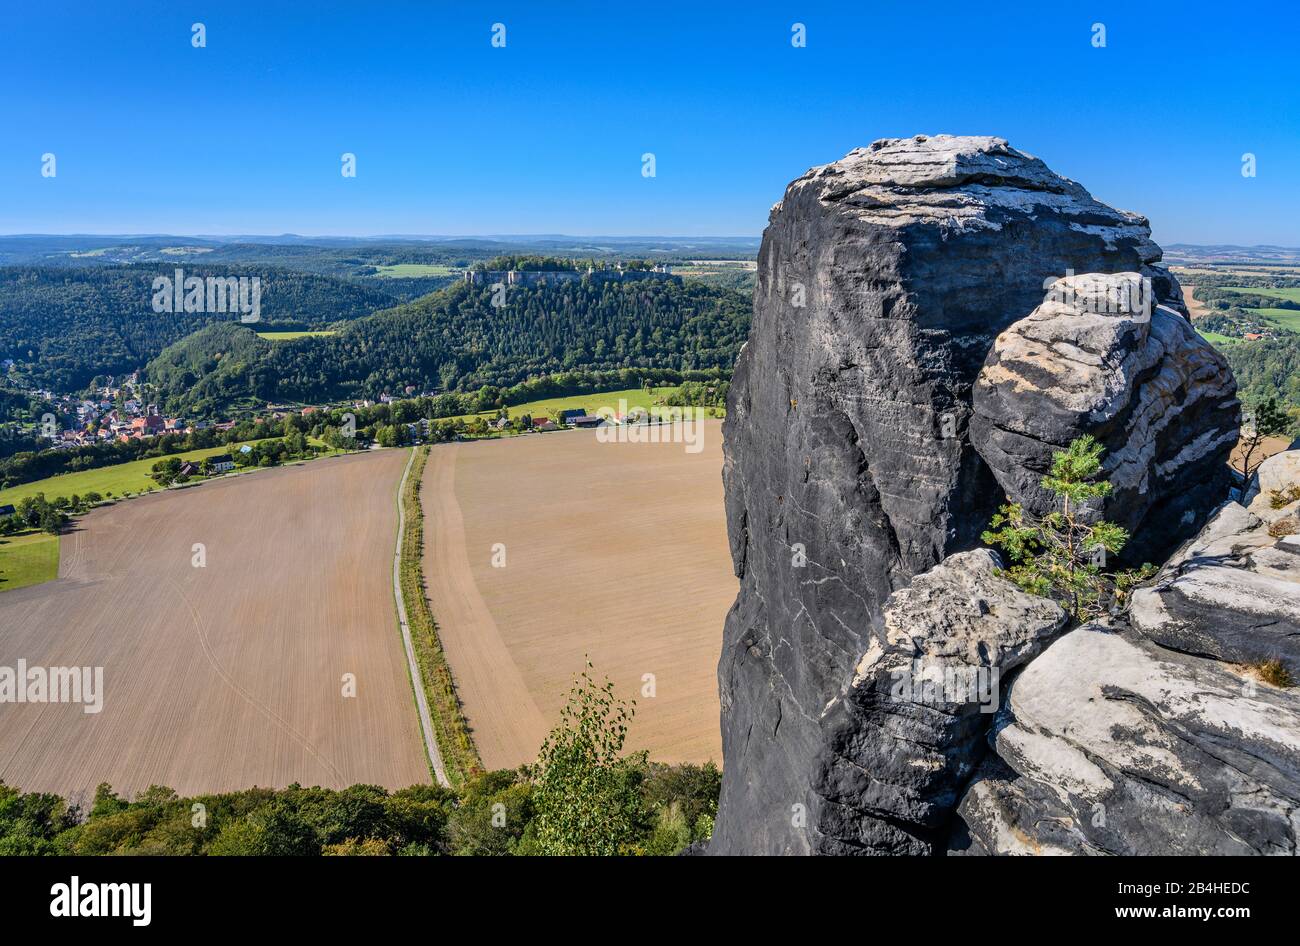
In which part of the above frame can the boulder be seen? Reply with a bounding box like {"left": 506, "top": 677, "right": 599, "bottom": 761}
{"left": 970, "top": 272, "right": 1239, "bottom": 565}
{"left": 712, "top": 134, "right": 1219, "bottom": 855}
{"left": 1243, "top": 448, "right": 1300, "bottom": 522}
{"left": 1155, "top": 500, "right": 1270, "bottom": 568}
{"left": 951, "top": 623, "right": 1300, "bottom": 856}
{"left": 812, "top": 550, "right": 1066, "bottom": 855}
{"left": 1130, "top": 499, "right": 1300, "bottom": 675}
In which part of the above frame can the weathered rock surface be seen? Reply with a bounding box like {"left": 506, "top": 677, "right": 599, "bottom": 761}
{"left": 971, "top": 273, "right": 1239, "bottom": 565}
{"left": 950, "top": 622, "right": 1300, "bottom": 855}
{"left": 812, "top": 550, "right": 1066, "bottom": 854}
{"left": 1129, "top": 485, "right": 1300, "bottom": 675}
{"left": 1243, "top": 448, "right": 1300, "bottom": 523}
{"left": 712, "top": 135, "right": 1221, "bottom": 855}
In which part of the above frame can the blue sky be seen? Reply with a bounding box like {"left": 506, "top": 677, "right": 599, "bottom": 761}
{"left": 2, "top": 1, "right": 1297, "bottom": 245}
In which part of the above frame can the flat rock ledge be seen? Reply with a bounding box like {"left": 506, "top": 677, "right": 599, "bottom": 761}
{"left": 1129, "top": 479, "right": 1300, "bottom": 675}
{"left": 951, "top": 622, "right": 1300, "bottom": 855}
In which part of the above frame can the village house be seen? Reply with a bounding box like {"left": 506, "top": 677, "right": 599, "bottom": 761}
{"left": 130, "top": 415, "right": 166, "bottom": 437}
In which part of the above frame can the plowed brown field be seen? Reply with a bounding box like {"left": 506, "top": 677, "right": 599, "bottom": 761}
{"left": 0, "top": 450, "right": 429, "bottom": 803}
{"left": 421, "top": 422, "right": 732, "bottom": 769}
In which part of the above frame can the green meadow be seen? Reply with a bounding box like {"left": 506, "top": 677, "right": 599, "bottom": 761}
{"left": 0, "top": 530, "right": 60, "bottom": 592}
{"left": 1251, "top": 307, "right": 1300, "bottom": 333}
{"left": 1198, "top": 329, "right": 1240, "bottom": 348}
{"left": 255, "top": 330, "right": 337, "bottom": 340}
{"left": 370, "top": 264, "right": 457, "bottom": 278}
{"left": 0, "top": 442, "right": 264, "bottom": 508}
{"left": 1226, "top": 286, "right": 1300, "bottom": 304}
{"left": 444, "top": 386, "right": 714, "bottom": 425}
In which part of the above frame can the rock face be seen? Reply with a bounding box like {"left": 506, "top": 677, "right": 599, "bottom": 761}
{"left": 712, "top": 135, "right": 1219, "bottom": 855}
{"left": 813, "top": 550, "right": 1066, "bottom": 854}
{"left": 971, "top": 273, "right": 1239, "bottom": 565}
{"left": 951, "top": 622, "right": 1300, "bottom": 855}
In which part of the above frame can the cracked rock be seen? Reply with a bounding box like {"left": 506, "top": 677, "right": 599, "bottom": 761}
{"left": 971, "top": 272, "right": 1240, "bottom": 566}
{"left": 950, "top": 622, "right": 1300, "bottom": 855}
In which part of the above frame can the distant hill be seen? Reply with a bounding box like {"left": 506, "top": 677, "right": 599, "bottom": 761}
{"left": 1165, "top": 244, "right": 1300, "bottom": 266}
{"left": 0, "top": 265, "right": 402, "bottom": 391}
{"left": 147, "top": 278, "right": 751, "bottom": 416}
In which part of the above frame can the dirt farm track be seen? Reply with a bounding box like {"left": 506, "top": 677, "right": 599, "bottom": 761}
{"left": 0, "top": 450, "right": 430, "bottom": 802}
{"left": 423, "top": 421, "right": 733, "bottom": 769}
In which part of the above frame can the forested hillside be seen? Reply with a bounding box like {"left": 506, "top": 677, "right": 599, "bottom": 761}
{"left": 148, "top": 279, "right": 751, "bottom": 416}
{"left": 0, "top": 266, "right": 401, "bottom": 391}
{"left": 1223, "top": 335, "right": 1300, "bottom": 415}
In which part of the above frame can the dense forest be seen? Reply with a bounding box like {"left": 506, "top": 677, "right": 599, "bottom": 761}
{"left": 147, "top": 279, "right": 751, "bottom": 417}
{"left": 0, "top": 266, "right": 402, "bottom": 391}
{"left": 471, "top": 254, "right": 665, "bottom": 272}
{"left": 1223, "top": 335, "right": 1300, "bottom": 418}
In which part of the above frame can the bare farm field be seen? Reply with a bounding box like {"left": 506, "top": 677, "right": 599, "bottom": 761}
{"left": 422, "top": 421, "right": 733, "bottom": 770}
{"left": 0, "top": 450, "right": 429, "bottom": 802}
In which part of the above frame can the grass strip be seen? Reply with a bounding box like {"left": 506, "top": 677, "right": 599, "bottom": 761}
{"left": 399, "top": 445, "right": 482, "bottom": 785}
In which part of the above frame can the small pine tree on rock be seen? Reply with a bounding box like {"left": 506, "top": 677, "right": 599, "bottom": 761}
{"left": 982, "top": 435, "right": 1155, "bottom": 620}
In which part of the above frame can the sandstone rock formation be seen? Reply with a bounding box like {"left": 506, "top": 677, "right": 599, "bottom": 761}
{"left": 971, "top": 273, "right": 1239, "bottom": 565}
{"left": 1129, "top": 490, "right": 1300, "bottom": 675}
{"left": 1243, "top": 448, "right": 1300, "bottom": 523}
{"left": 712, "top": 135, "right": 1237, "bottom": 855}
{"left": 951, "top": 619, "right": 1300, "bottom": 855}
{"left": 813, "top": 550, "right": 1066, "bottom": 854}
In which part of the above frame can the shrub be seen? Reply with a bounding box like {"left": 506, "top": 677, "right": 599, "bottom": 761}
{"left": 1269, "top": 484, "right": 1300, "bottom": 509}
{"left": 1267, "top": 517, "right": 1298, "bottom": 538}
{"left": 530, "top": 662, "right": 645, "bottom": 856}
{"left": 1250, "top": 658, "right": 1295, "bottom": 689}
